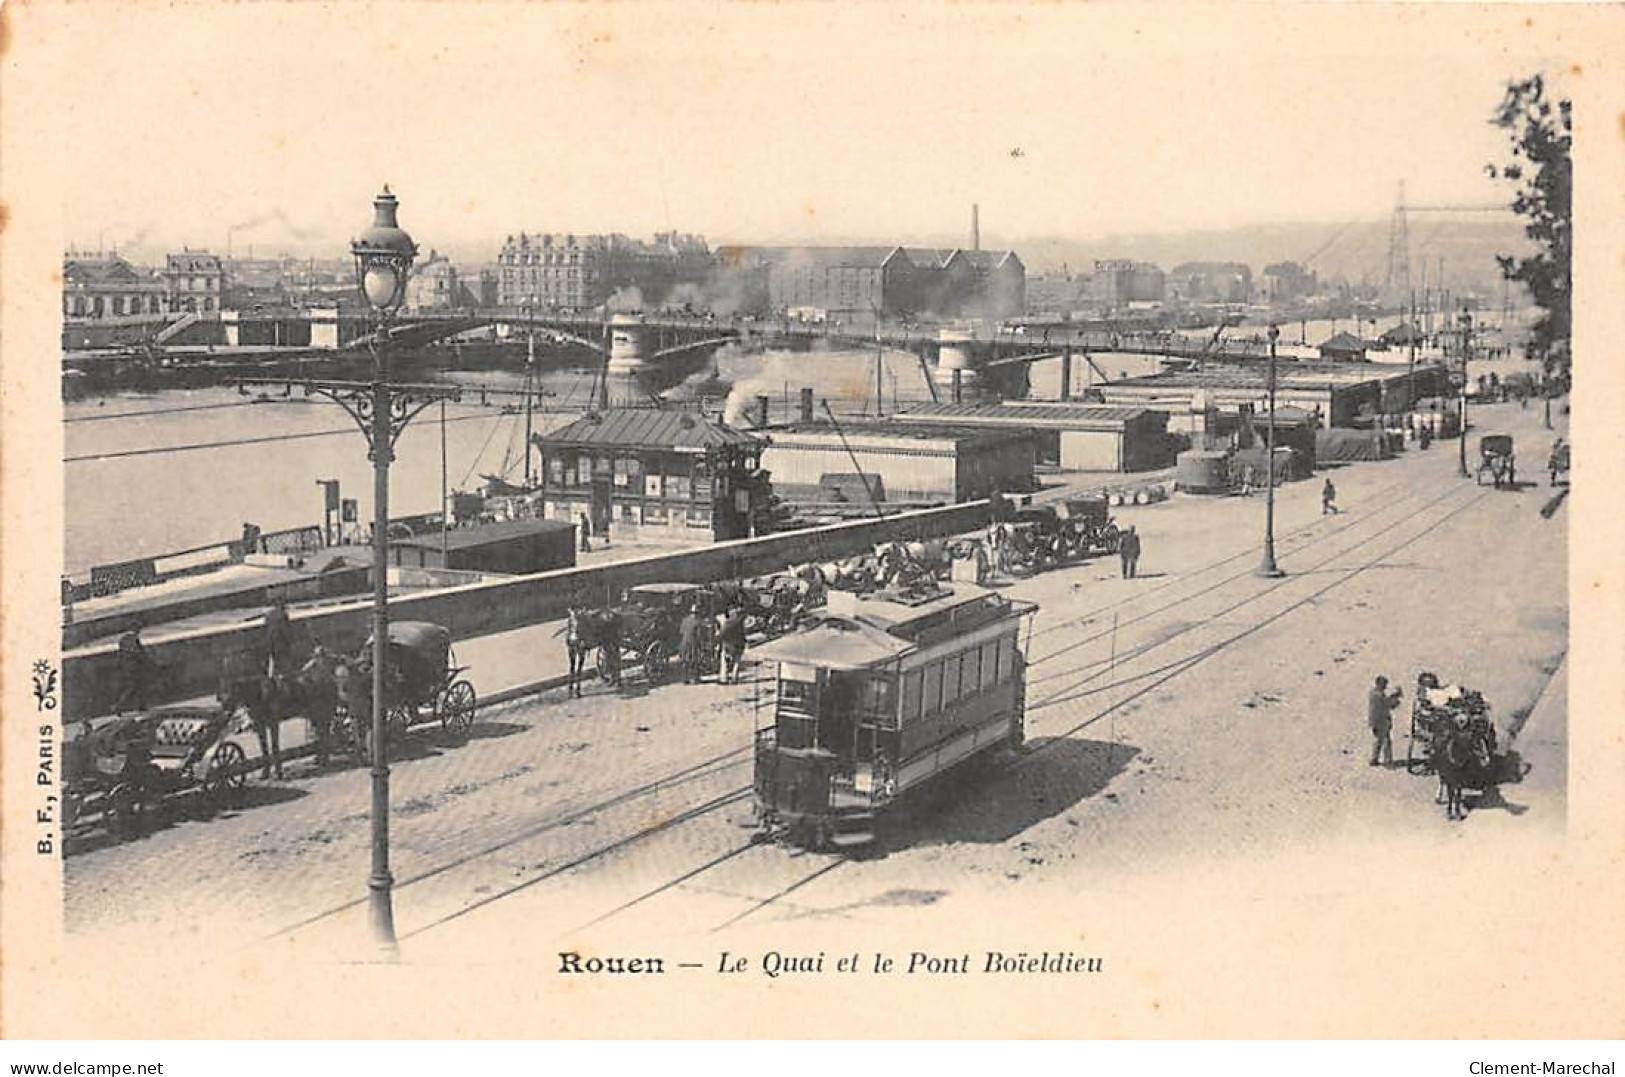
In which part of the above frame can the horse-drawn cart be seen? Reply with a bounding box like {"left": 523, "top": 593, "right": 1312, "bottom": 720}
{"left": 337, "top": 621, "right": 477, "bottom": 749}
{"left": 1058, "top": 495, "right": 1121, "bottom": 557}
{"left": 1405, "top": 673, "right": 1504, "bottom": 820}
{"left": 64, "top": 703, "right": 247, "bottom": 840}
{"left": 1476, "top": 434, "right": 1516, "bottom": 488}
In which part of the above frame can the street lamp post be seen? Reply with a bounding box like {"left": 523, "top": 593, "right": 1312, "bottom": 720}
{"left": 352, "top": 187, "right": 419, "bottom": 956}
{"left": 1258, "top": 323, "right": 1285, "bottom": 578}
{"left": 1457, "top": 311, "right": 1472, "bottom": 478}
{"left": 227, "top": 190, "right": 457, "bottom": 956}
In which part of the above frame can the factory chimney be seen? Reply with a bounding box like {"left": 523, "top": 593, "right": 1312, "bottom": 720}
{"left": 972, "top": 204, "right": 980, "bottom": 252}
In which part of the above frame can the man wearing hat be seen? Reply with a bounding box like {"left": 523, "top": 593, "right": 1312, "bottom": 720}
{"left": 1367, "top": 674, "right": 1403, "bottom": 767}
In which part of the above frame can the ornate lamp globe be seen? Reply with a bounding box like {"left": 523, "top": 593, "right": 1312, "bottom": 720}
{"left": 351, "top": 186, "right": 418, "bottom": 313}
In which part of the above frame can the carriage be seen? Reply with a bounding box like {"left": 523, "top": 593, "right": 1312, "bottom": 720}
{"left": 337, "top": 621, "right": 477, "bottom": 744}
{"left": 606, "top": 582, "right": 713, "bottom": 684}
{"left": 1002, "top": 508, "right": 1070, "bottom": 574}
{"left": 751, "top": 584, "right": 1038, "bottom": 850}
{"left": 1057, "top": 495, "right": 1121, "bottom": 556}
{"left": 63, "top": 703, "right": 247, "bottom": 840}
{"left": 1476, "top": 434, "right": 1516, "bottom": 488}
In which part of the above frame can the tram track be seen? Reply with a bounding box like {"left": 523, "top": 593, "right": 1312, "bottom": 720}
{"left": 1025, "top": 471, "right": 1486, "bottom": 702}
{"left": 266, "top": 465, "right": 1491, "bottom": 950}
{"left": 1023, "top": 466, "right": 1469, "bottom": 671}
{"left": 550, "top": 474, "right": 1495, "bottom": 937}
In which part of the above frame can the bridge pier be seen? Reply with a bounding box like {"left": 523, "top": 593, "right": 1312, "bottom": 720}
{"left": 604, "top": 313, "right": 650, "bottom": 405}
{"left": 933, "top": 329, "right": 986, "bottom": 404}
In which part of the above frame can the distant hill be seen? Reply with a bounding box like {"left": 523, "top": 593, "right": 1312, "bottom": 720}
{"left": 716, "top": 216, "right": 1532, "bottom": 296}
{"left": 1004, "top": 217, "right": 1532, "bottom": 294}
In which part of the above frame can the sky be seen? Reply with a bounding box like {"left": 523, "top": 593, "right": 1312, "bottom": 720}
{"left": 22, "top": 2, "right": 1578, "bottom": 265}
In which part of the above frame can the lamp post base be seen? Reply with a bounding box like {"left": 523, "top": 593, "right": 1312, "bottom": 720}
{"left": 368, "top": 873, "right": 398, "bottom": 961}
{"left": 1256, "top": 562, "right": 1286, "bottom": 579}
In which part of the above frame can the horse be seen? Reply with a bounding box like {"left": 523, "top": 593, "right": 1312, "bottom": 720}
{"left": 217, "top": 649, "right": 331, "bottom": 781}
{"left": 565, "top": 607, "right": 622, "bottom": 697}
{"left": 1430, "top": 716, "right": 1494, "bottom": 821}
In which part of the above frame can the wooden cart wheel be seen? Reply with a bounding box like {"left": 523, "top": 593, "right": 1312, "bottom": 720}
{"left": 388, "top": 702, "right": 414, "bottom": 741}
{"left": 204, "top": 741, "right": 248, "bottom": 811}
{"left": 109, "top": 782, "right": 142, "bottom": 841}
{"left": 440, "top": 680, "right": 477, "bottom": 740}
{"left": 644, "top": 639, "right": 669, "bottom": 684}
{"left": 1405, "top": 723, "right": 1431, "bottom": 775}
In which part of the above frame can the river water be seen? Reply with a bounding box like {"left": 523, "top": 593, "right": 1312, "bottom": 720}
{"left": 65, "top": 348, "right": 977, "bottom": 575}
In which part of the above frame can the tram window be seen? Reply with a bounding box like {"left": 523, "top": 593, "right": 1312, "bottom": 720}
{"left": 942, "top": 654, "right": 962, "bottom": 706}
{"left": 922, "top": 661, "right": 942, "bottom": 715}
{"left": 962, "top": 646, "right": 981, "bottom": 695}
{"left": 779, "top": 678, "right": 816, "bottom": 712}
{"left": 857, "top": 676, "right": 895, "bottom": 722}
{"left": 981, "top": 640, "right": 999, "bottom": 688}
{"left": 901, "top": 670, "right": 923, "bottom": 724}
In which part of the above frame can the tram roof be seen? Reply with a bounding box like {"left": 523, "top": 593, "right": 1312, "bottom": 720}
{"left": 756, "top": 585, "right": 1030, "bottom": 669}
{"left": 753, "top": 616, "right": 914, "bottom": 670}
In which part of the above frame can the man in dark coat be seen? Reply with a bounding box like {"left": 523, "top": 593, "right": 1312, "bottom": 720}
{"left": 263, "top": 601, "right": 297, "bottom": 680}
{"left": 115, "top": 624, "right": 155, "bottom": 714}
{"left": 1117, "top": 525, "right": 1142, "bottom": 579}
{"left": 718, "top": 605, "right": 748, "bottom": 685}
{"left": 1322, "top": 478, "right": 1338, "bottom": 515}
{"left": 677, "top": 603, "right": 707, "bottom": 684}
{"left": 1367, "top": 674, "right": 1403, "bottom": 767}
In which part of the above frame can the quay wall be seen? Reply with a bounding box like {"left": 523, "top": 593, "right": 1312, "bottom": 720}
{"left": 62, "top": 501, "right": 991, "bottom": 720}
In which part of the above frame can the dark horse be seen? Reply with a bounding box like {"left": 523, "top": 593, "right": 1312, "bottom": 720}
{"left": 565, "top": 608, "right": 622, "bottom": 697}
{"left": 1431, "top": 717, "right": 1495, "bottom": 821}
{"left": 218, "top": 647, "right": 343, "bottom": 779}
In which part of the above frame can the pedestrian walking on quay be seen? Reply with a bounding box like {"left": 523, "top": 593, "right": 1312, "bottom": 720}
{"left": 719, "top": 605, "right": 748, "bottom": 685}
{"left": 1118, "top": 525, "right": 1142, "bottom": 579}
{"left": 578, "top": 512, "right": 592, "bottom": 553}
{"left": 1367, "top": 674, "right": 1403, "bottom": 767}
{"left": 1322, "top": 478, "right": 1339, "bottom": 515}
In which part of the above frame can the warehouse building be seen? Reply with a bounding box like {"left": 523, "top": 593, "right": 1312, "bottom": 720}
{"left": 533, "top": 408, "right": 770, "bottom": 541}
{"left": 389, "top": 518, "right": 577, "bottom": 575}
{"left": 761, "top": 421, "right": 1035, "bottom": 507}
{"left": 1095, "top": 361, "right": 1446, "bottom": 430}
{"left": 889, "top": 401, "right": 1172, "bottom": 472}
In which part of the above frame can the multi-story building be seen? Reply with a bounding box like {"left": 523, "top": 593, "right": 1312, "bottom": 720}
{"left": 404, "top": 250, "right": 465, "bottom": 311}
{"left": 1261, "top": 261, "right": 1318, "bottom": 304}
{"left": 163, "top": 250, "right": 224, "bottom": 313}
{"left": 744, "top": 245, "right": 1026, "bottom": 321}
{"left": 533, "top": 407, "right": 769, "bottom": 542}
{"left": 62, "top": 252, "right": 168, "bottom": 320}
{"left": 1089, "top": 260, "right": 1166, "bottom": 309}
{"left": 1168, "top": 262, "right": 1253, "bottom": 304}
{"left": 495, "top": 231, "right": 715, "bottom": 310}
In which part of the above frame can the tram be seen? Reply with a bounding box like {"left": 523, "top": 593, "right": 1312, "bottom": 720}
{"left": 751, "top": 584, "right": 1037, "bottom": 849}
